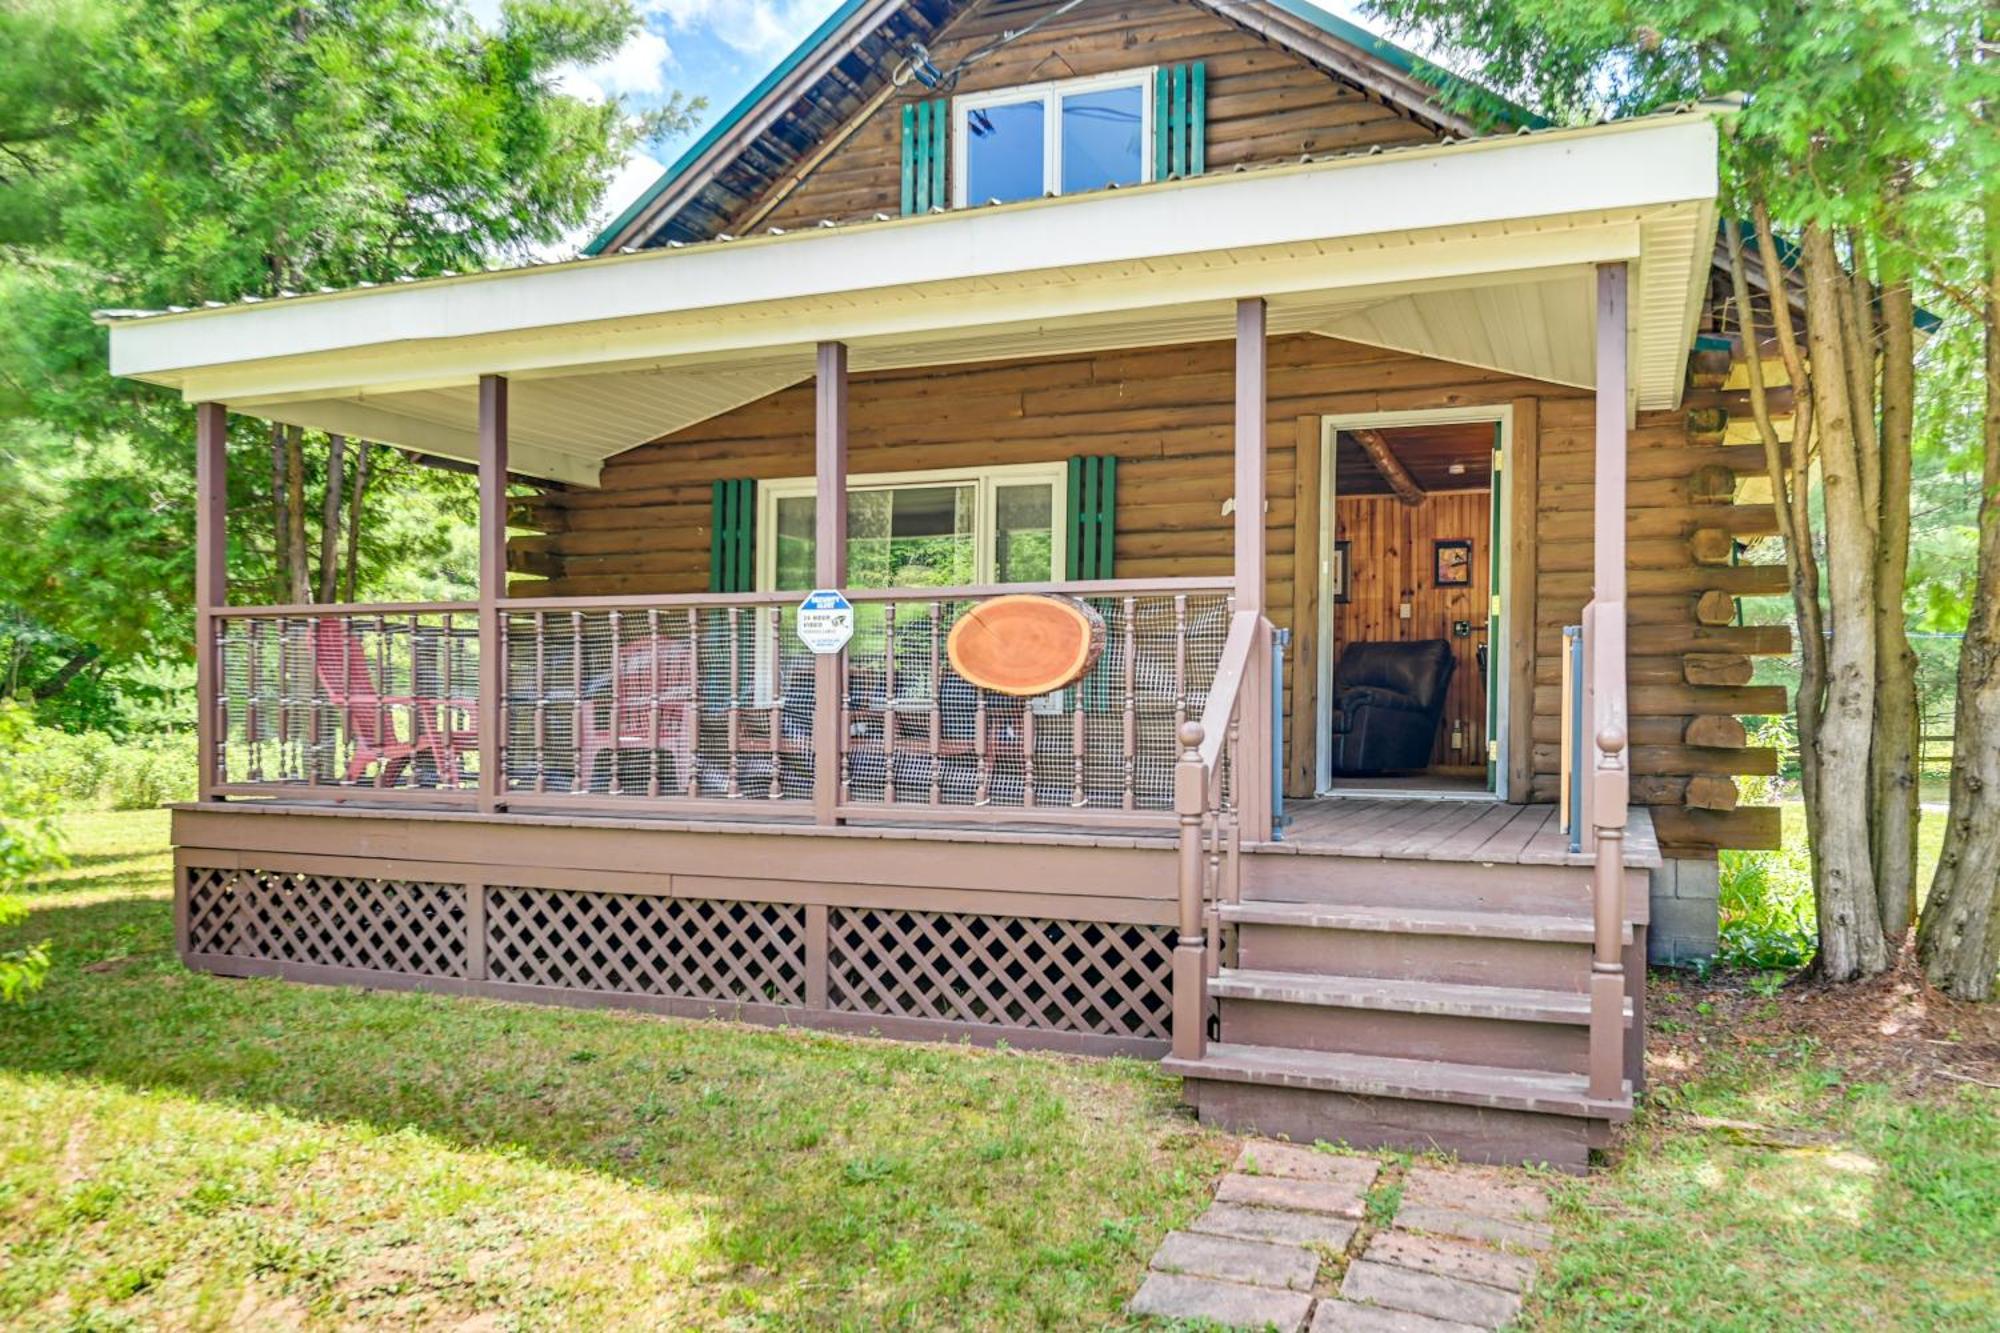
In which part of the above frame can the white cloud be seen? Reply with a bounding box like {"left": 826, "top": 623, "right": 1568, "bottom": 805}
{"left": 646, "top": 0, "right": 836, "bottom": 60}
{"left": 592, "top": 26, "right": 675, "bottom": 96}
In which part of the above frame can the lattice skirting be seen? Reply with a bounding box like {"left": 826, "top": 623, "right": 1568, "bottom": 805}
{"left": 178, "top": 865, "right": 1175, "bottom": 1055}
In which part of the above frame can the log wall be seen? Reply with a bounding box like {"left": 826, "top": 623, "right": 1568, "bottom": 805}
{"left": 741, "top": 0, "right": 1441, "bottom": 234}
{"left": 511, "top": 332, "right": 1787, "bottom": 856}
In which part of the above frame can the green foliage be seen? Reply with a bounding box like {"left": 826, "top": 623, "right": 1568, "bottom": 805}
{"left": 0, "top": 723, "right": 197, "bottom": 812}
{"left": 1717, "top": 843, "right": 1818, "bottom": 973}
{"left": 0, "top": 703, "right": 64, "bottom": 1000}
{"left": 0, "top": 0, "right": 700, "bottom": 726}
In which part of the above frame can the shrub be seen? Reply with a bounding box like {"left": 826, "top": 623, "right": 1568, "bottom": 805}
{"left": 0, "top": 723, "right": 196, "bottom": 811}
{"left": 1716, "top": 841, "right": 1816, "bottom": 973}
{"left": 0, "top": 703, "right": 63, "bottom": 1000}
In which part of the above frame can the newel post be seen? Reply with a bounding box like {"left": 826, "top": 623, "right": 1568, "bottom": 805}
{"left": 1588, "top": 261, "right": 1631, "bottom": 1101}
{"left": 195, "top": 401, "right": 228, "bottom": 799}
{"left": 477, "top": 374, "right": 509, "bottom": 814}
{"left": 1172, "top": 721, "right": 1209, "bottom": 1061}
{"left": 813, "top": 341, "right": 849, "bottom": 825}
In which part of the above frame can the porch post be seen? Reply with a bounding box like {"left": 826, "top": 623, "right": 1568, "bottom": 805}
{"left": 813, "top": 341, "right": 848, "bottom": 825}
{"left": 1234, "top": 297, "right": 1271, "bottom": 841}
{"left": 1588, "top": 262, "right": 1630, "bottom": 1101}
{"left": 195, "top": 402, "right": 228, "bottom": 800}
{"left": 478, "top": 374, "right": 508, "bottom": 815}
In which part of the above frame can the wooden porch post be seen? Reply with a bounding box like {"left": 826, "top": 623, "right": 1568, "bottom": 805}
{"left": 814, "top": 341, "right": 848, "bottom": 825}
{"left": 1234, "top": 297, "right": 1271, "bottom": 840}
{"left": 478, "top": 374, "right": 509, "bottom": 815}
{"left": 1588, "top": 263, "right": 1631, "bottom": 1101}
{"left": 195, "top": 402, "right": 228, "bottom": 800}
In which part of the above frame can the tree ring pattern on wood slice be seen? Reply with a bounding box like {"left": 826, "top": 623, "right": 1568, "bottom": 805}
{"left": 947, "top": 594, "right": 1107, "bottom": 696}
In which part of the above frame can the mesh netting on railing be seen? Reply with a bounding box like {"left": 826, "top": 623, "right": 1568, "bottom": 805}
{"left": 500, "top": 602, "right": 816, "bottom": 800}
{"left": 837, "top": 590, "right": 1233, "bottom": 812}
{"left": 214, "top": 609, "right": 481, "bottom": 792}
{"left": 498, "top": 588, "right": 1232, "bottom": 813}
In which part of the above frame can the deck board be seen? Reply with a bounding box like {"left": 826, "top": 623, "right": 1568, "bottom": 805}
{"left": 1275, "top": 799, "right": 1660, "bottom": 869}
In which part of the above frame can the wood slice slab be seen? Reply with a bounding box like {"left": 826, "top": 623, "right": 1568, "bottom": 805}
{"left": 948, "top": 595, "right": 1106, "bottom": 696}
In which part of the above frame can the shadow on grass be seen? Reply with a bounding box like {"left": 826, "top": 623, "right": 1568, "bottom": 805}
{"left": 0, "top": 892, "right": 1221, "bottom": 1324}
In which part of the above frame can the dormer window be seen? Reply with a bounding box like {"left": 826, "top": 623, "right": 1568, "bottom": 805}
{"left": 953, "top": 70, "right": 1155, "bottom": 207}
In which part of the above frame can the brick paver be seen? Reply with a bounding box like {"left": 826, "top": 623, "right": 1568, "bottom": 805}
{"left": 1128, "top": 1138, "right": 1554, "bottom": 1330}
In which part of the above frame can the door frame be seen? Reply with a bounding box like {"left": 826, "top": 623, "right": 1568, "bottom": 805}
{"left": 1314, "top": 405, "right": 1516, "bottom": 799}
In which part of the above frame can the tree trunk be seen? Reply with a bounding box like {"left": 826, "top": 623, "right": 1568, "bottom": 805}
{"left": 1799, "top": 223, "right": 1889, "bottom": 981}
{"left": 1751, "top": 209, "right": 1828, "bottom": 881}
{"left": 318, "top": 433, "right": 346, "bottom": 603}
{"left": 271, "top": 420, "right": 289, "bottom": 599}
{"left": 342, "top": 441, "right": 373, "bottom": 603}
{"left": 1919, "top": 195, "right": 2000, "bottom": 1000}
{"left": 285, "top": 425, "right": 309, "bottom": 604}
{"left": 1872, "top": 276, "right": 1921, "bottom": 942}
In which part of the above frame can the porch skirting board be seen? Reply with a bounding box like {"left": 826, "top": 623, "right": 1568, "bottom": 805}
{"left": 174, "top": 857, "right": 1178, "bottom": 1059}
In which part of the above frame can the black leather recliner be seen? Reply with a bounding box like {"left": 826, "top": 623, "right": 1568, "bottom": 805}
{"left": 1327, "top": 639, "right": 1456, "bottom": 776}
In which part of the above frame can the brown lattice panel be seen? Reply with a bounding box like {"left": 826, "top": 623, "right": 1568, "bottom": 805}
{"left": 183, "top": 866, "right": 470, "bottom": 976}
{"left": 484, "top": 887, "right": 807, "bottom": 1006}
{"left": 828, "top": 908, "right": 1174, "bottom": 1038}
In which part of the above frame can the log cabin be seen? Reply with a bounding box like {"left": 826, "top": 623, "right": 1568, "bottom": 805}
{"left": 99, "top": 0, "right": 1792, "bottom": 1170}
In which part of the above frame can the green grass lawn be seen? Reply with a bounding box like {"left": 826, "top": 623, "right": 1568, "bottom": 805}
{"left": 2, "top": 812, "right": 1994, "bottom": 1330}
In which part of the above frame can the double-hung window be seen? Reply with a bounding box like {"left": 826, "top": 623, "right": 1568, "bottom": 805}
{"left": 952, "top": 69, "right": 1154, "bottom": 208}
{"left": 756, "top": 462, "right": 1067, "bottom": 593}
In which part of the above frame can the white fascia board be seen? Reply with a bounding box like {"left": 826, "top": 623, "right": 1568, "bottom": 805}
{"left": 168, "top": 225, "right": 1643, "bottom": 406}
{"left": 109, "top": 114, "right": 1718, "bottom": 383}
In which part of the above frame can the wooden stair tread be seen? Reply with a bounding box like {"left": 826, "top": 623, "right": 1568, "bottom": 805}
{"left": 1211, "top": 968, "right": 1632, "bottom": 1026}
{"left": 1163, "top": 1043, "right": 1633, "bottom": 1121}
{"left": 1219, "top": 899, "right": 1632, "bottom": 945}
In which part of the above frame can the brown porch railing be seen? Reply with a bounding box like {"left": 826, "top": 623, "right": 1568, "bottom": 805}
{"left": 1170, "top": 608, "right": 1266, "bottom": 1062}
{"left": 209, "top": 604, "right": 483, "bottom": 803}
{"left": 202, "top": 581, "right": 1242, "bottom": 826}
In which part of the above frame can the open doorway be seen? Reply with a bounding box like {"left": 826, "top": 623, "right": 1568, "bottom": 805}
{"left": 1315, "top": 410, "right": 1510, "bottom": 799}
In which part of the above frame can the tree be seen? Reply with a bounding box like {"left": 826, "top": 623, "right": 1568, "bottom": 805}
{"left": 0, "top": 0, "right": 699, "bottom": 707}
{"left": 1916, "top": 15, "right": 2000, "bottom": 999}
{"left": 1363, "top": 0, "right": 1978, "bottom": 982}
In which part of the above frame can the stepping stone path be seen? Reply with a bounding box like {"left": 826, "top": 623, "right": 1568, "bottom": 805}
{"left": 1128, "top": 1143, "right": 1553, "bottom": 1331}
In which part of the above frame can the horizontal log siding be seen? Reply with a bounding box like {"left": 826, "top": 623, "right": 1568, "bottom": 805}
{"left": 512, "top": 334, "right": 1782, "bottom": 854}
{"left": 744, "top": 0, "right": 1439, "bottom": 234}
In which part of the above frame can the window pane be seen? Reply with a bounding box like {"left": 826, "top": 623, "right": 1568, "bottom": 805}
{"left": 1060, "top": 84, "right": 1144, "bottom": 193}
{"left": 842, "top": 484, "right": 976, "bottom": 589}
{"left": 995, "top": 483, "right": 1056, "bottom": 582}
{"left": 774, "top": 495, "right": 815, "bottom": 590}
{"left": 964, "top": 98, "right": 1046, "bottom": 204}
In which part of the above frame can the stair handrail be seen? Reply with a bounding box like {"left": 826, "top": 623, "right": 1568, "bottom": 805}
{"left": 1171, "top": 609, "right": 1264, "bottom": 1061}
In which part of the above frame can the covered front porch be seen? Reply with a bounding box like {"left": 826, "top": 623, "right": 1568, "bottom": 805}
{"left": 109, "top": 111, "right": 1720, "bottom": 1160}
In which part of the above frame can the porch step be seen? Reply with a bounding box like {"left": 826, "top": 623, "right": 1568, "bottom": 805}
{"left": 1163, "top": 1043, "right": 1632, "bottom": 1122}
{"left": 1210, "top": 968, "right": 1630, "bottom": 1027}
{"left": 1218, "top": 900, "right": 1632, "bottom": 947}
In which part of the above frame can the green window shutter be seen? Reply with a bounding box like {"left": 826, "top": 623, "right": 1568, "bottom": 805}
{"left": 1152, "top": 63, "right": 1207, "bottom": 180}
{"left": 1066, "top": 456, "right": 1117, "bottom": 581}
{"left": 709, "top": 478, "right": 756, "bottom": 593}
{"left": 901, "top": 98, "right": 947, "bottom": 215}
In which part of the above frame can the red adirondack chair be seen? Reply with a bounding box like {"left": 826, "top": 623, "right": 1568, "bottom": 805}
{"left": 579, "top": 635, "right": 697, "bottom": 793}
{"left": 312, "top": 618, "right": 477, "bottom": 788}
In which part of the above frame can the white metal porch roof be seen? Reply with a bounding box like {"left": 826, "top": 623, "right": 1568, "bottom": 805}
{"left": 102, "top": 111, "right": 1720, "bottom": 487}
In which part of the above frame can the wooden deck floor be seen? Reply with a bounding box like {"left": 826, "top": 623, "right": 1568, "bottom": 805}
{"left": 1273, "top": 799, "right": 1661, "bottom": 869}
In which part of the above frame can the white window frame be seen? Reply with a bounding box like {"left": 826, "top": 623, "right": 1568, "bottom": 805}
{"left": 951, "top": 67, "right": 1156, "bottom": 208}
{"left": 754, "top": 461, "right": 1071, "bottom": 593}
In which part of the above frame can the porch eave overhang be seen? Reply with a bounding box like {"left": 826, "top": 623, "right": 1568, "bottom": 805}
{"left": 104, "top": 112, "right": 1720, "bottom": 485}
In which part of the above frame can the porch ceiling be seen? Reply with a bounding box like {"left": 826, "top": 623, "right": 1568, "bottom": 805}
{"left": 103, "top": 112, "right": 1721, "bottom": 487}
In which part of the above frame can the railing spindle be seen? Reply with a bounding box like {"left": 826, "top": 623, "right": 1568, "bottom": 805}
{"left": 570, "top": 609, "right": 584, "bottom": 794}
{"left": 533, "top": 612, "right": 548, "bottom": 794}
{"left": 767, "top": 609, "right": 784, "bottom": 801}
{"left": 726, "top": 605, "right": 742, "bottom": 798}
{"left": 883, "top": 602, "right": 899, "bottom": 805}
{"left": 1122, "top": 595, "right": 1137, "bottom": 811}
{"left": 928, "top": 601, "right": 943, "bottom": 806}
{"left": 686, "top": 608, "right": 702, "bottom": 797}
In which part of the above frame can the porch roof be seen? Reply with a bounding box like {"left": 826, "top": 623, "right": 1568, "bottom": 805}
{"left": 101, "top": 110, "right": 1720, "bottom": 487}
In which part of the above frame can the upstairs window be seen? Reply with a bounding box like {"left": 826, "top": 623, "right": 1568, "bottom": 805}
{"left": 953, "top": 70, "right": 1153, "bottom": 207}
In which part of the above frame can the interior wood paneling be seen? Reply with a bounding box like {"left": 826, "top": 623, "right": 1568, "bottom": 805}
{"left": 1331, "top": 490, "right": 1492, "bottom": 773}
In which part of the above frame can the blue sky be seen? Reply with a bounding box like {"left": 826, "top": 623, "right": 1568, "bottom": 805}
{"left": 465, "top": 0, "right": 1384, "bottom": 252}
